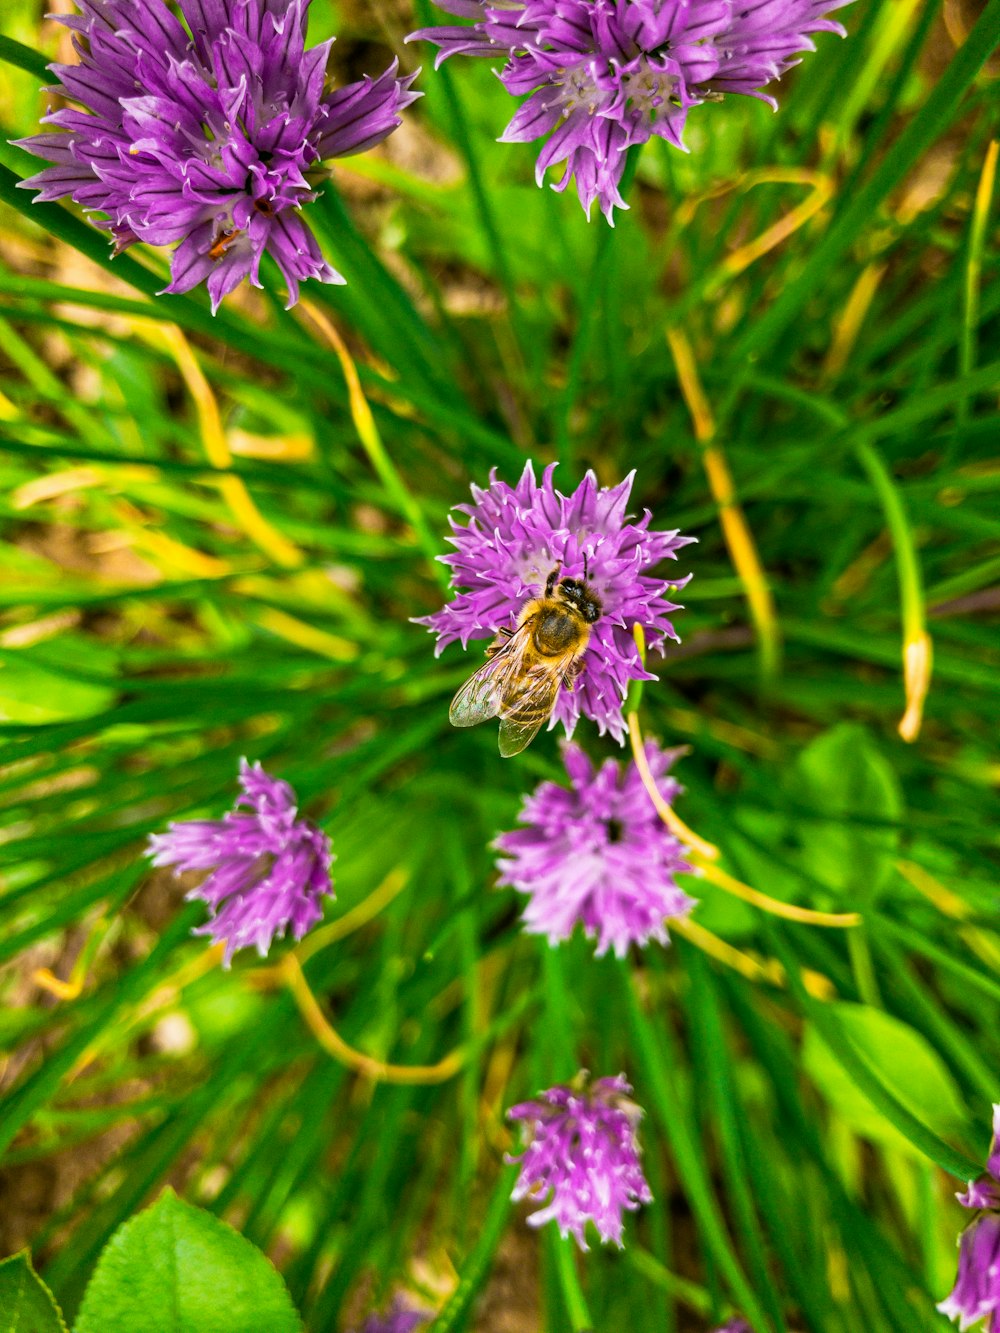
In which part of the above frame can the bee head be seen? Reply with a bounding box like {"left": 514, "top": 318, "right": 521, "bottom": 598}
{"left": 557, "top": 576, "right": 602, "bottom": 624}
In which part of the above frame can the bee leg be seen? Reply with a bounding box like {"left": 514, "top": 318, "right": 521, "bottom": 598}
{"left": 485, "top": 626, "right": 515, "bottom": 659}
{"left": 561, "top": 658, "right": 585, "bottom": 693}
{"left": 545, "top": 564, "right": 561, "bottom": 598}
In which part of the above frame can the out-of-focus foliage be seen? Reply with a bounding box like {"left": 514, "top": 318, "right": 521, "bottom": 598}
{"left": 0, "top": 0, "right": 997, "bottom": 1330}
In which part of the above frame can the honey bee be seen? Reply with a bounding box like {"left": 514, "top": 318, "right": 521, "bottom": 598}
{"left": 449, "top": 561, "right": 602, "bottom": 756}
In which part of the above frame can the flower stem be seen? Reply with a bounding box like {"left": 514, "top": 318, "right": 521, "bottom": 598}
{"left": 551, "top": 1229, "right": 594, "bottom": 1333}
{"left": 853, "top": 439, "right": 931, "bottom": 741}
{"left": 959, "top": 138, "right": 999, "bottom": 427}
{"left": 158, "top": 324, "right": 304, "bottom": 569}
{"left": 628, "top": 683, "right": 858, "bottom": 928}
{"left": 672, "top": 917, "right": 836, "bottom": 1000}
{"left": 694, "top": 858, "right": 861, "bottom": 930}
{"left": 627, "top": 709, "right": 720, "bottom": 861}
{"left": 666, "top": 325, "right": 781, "bottom": 680}
{"left": 556, "top": 146, "right": 642, "bottom": 470}
{"left": 299, "top": 298, "right": 449, "bottom": 588}
{"left": 295, "top": 867, "right": 411, "bottom": 961}
{"left": 273, "top": 953, "right": 463, "bottom": 1085}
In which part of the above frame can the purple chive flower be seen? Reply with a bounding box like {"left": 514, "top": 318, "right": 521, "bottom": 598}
{"left": 713, "top": 1321, "right": 752, "bottom": 1333}
{"left": 507, "top": 1073, "right": 652, "bottom": 1249}
{"left": 408, "top": 0, "right": 852, "bottom": 220}
{"left": 495, "top": 741, "right": 695, "bottom": 956}
{"left": 147, "top": 759, "right": 334, "bottom": 966}
{"left": 419, "top": 463, "right": 692, "bottom": 745}
{"left": 17, "top": 0, "right": 419, "bottom": 311}
{"left": 939, "top": 1105, "right": 1000, "bottom": 1330}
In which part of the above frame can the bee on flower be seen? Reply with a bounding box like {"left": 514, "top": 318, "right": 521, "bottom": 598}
{"left": 420, "top": 463, "right": 693, "bottom": 748}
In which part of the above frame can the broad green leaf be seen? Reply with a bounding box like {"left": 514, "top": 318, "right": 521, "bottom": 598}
{"left": 803, "top": 1002, "right": 967, "bottom": 1157}
{"left": 0, "top": 659, "right": 115, "bottom": 724}
{"left": 74, "top": 1190, "right": 302, "bottom": 1333}
{"left": 792, "top": 723, "right": 902, "bottom": 902}
{"left": 0, "top": 1250, "right": 68, "bottom": 1333}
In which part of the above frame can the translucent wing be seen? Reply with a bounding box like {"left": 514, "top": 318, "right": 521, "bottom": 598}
{"left": 449, "top": 625, "right": 532, "bottom": 728}
{"left": 497, "top": 707, "right": 551, "bottom": 757}
{"left": 495, "top": 655, "right": 570, "bottom": 755}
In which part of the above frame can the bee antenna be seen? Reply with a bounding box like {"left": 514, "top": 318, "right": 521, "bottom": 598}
{"left": 583, "top": 552, "right": 590, "bottom": 581}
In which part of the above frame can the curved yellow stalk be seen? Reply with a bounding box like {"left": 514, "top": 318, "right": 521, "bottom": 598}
{"left": 673, "top": 917, "right": 836, "bottom": 1000}
{"left": 157, "top": 324, "right": 304, "bottom": 569}
{"left": 666, "top": 326, "right": 780, "bottom": 679}
{"left": 296, "top": 867, "right": 411, "bottom": 961}
{"left": 276, "top": 954, "right": 463, "bottom": 1085}
{"left": 627, "top": 711, "right": 720, "bottom": 861}
{"left": 692, "top": 858, "right": 861, "bottom": 929}
{"left": 628, "top": 709, "right": 859, "bottom": 929}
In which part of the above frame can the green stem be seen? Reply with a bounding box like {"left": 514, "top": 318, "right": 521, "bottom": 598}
{"left": 550, "top": 1230, "right": 594, "bottom": 1333}
{"left": 425, "top": 1164, "right": 517, "bottom": 1333}
{"left": 683, "top": 949, "right": 788, "bottom": 1331}
{"left": 0, "top": 34, "right": 50, "bottom": 80}
{"left": 625, "top": 1249, "right": 714, "bottom": 1318}
{"left": 413, "top": 0, "right": 518, "bottom": 322}
{"left": 958, "top": 140, "right": 998, "bottom": 427}
{"left": 555, "top": 147, "right": 641, "bottom": 470}
{"left": 542, "top": 947, "right": 577, "bottom": 1080}
{"left": 846, "top": 927, "right": 883, "bottom": 1009}
{"left": 619, "top": 963, "right": 775, "bottom": 1331}
{"left": 853, "top": 442, "right": 926, "bottom": 652}
{"left": 540, "top": 949, "right": 596, "bottom": 1329}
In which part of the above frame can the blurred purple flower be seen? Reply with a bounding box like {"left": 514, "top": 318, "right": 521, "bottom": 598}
{"left": 355, "top": 1300, "right": 429, "bottom": 1333}
{"left": 495, "top": 740, "right": 695, "bottom": 956}
{"left": 408, "top": 0, "right": 852, "bottom": 220}
{"left": 939, "top": 1104, "right": 1000, "bottom": 1330}
{"left": 17, "top": 0, "right": 419, "bottom": 311}
{"left": 507, "top": 1072, "right": 651, "bottom": 1249}
{"left": 713, "top": 1321, "right": 752, "bottom": 1333}
{"left": 148, "top": 759, "right": 334, "bottom": 966}
{"left": 418, "top": 462, "right": 692, "bottom": 745}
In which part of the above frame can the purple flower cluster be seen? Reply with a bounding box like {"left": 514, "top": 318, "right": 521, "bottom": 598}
{"left": 409, "top": 0, "right": 853, "bottom": 219}
{"left": 19, "top": 0, "right": 418, "bottom": 310}
{"left": 939, "top": 1105, "right": 1000, "bottom": 1330}
{"left": 419, "top": 463, "right": 692, "bottom": 745}
{"left": 147, "top": 759, "right": 334, "bottom": 966}
{"left": 713, "top": 1320, "right": 752, "bottom": 1333}
{"left": 508, "top": 1072, "right": 652, "bottom": 1248}
{"left": 496, "top": 741, "right": 695, "bottom": 957}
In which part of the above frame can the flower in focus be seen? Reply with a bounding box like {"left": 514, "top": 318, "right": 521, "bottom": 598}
{"left": 507, "top": 1072, "right": 652, "bottom": 1249}
{"left": 418, "top": 462, "right": 692, "bottom": 745}
{"left": 495, "top": 740, "right": 695, "bottom": 956}
{"left": 408, "top": 0, "right": 852, "bottom": 220}
{"left": 18, "top": 0, "right": 419, "bottom": 310}
{"left": 939, "top": 1104, "right": 1000, "bottom": 1330}
{"left": 147, "top": 758, "right": 334, "bottom": 966}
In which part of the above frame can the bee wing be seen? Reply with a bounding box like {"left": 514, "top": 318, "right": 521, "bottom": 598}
{"left": 496, "top": 665, "right": 564, "bottom": 757}
{"left": 498, "top": 708, "right": 551, "bottom": 757}
{"left": 449, "top": 626, "right": 531, "bottom": 728}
